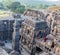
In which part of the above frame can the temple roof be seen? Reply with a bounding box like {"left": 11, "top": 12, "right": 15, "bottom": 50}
{"left": 23, "top": 18, "right": 48, "bottom": 30}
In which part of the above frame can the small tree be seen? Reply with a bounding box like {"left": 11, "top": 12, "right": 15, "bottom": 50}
{"left": 36, "top": 4, "right": 47, "bottom": 9}
{"left": 15, "top": 5, "right": 25, "bottom": 13}
{"left": 51, "top": 4, "right": 56, "bottom": 6}
{"left": 9, "top": 2, "right": 25, "bottom": 14}
{"left": 2, "top": 0, "right": 13, "bottom": 8}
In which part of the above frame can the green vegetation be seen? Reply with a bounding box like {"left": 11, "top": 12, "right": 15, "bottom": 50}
{"left": 0, "top": 0, "right": 57, "bottom": 14}
{"left": 8, "top": 2, "right": 25, "bottom": 13}
{"left": 1, "top": 0, "right": 26, "bottom": 14}
{"left": 2, "top": 0, "right": 12, "bottom": 7}
{"left": 36, "top": 4, "right": 49, "bottom": 9}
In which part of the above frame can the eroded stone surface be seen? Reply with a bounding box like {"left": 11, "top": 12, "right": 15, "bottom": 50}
{"left": 0, "top": 48, "right": 9, "bottom": 55}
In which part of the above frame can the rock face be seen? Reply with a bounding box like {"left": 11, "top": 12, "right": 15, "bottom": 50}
{"left": 0, "top": 48, "right": 9, "bottom": 55}
{"left": 0, "top": 17, "right": 14, "bottom": 41}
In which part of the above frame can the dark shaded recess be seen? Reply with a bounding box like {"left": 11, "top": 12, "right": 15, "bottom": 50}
{"left": 51, "top": 41, "right": 54, "bottom": 48}
{"left": 36, "top": 47, "right": 43, "bottom": 53}
{"left": 45, "top": 47, "right": 51, "bottom": 51}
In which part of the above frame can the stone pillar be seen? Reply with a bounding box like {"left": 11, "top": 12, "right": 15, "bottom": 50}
{"left": 12, "top": 19, "right": 20, "bottom": 53}
{"left": 30, "top": 31, "right": 36, "bottom": 55}
{"left": 50, "top": 18, "right": 52, "bottom": 34}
